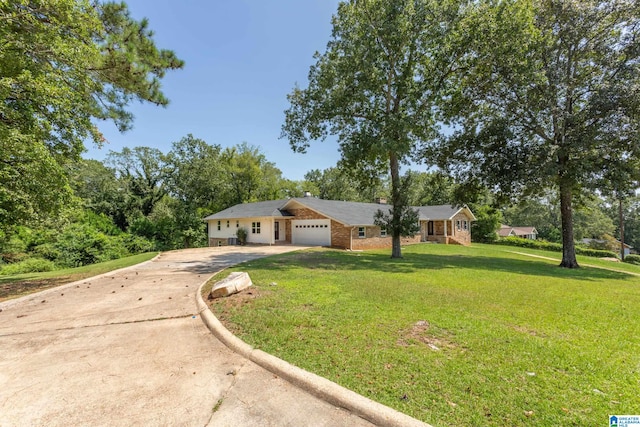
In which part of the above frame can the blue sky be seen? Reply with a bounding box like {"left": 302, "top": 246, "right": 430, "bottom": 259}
{"left": 84, "top": 0, "right": 343, "bottom": 180}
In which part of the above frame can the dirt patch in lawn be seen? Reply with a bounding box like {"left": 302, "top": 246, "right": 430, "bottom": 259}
{"left": 397, "top": 320, "right": 459, "bottom": 351}
{"left": 206, "top": 287, "right": 273, "bottom": 334}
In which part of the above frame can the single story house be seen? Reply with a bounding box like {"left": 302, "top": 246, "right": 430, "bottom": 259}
{"left": 498, "top": 224, "right": 538, "bottom": 240}
{"left": 581, "top": 238, "right": 633, "bottom": 257}
{"left": 203, "top": 196, "right": 476, "bottom": 250}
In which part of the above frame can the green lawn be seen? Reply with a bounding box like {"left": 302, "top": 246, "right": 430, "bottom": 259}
{"left": 0, "top": 252, "right": 158, "bottom": 301}
{"left": 205, "top": 244, "right": 640, "bottom": 427}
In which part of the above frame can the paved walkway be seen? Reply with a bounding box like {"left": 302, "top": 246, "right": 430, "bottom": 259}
{"left": 0, "top": 246, "right": 382, "bottom": 427}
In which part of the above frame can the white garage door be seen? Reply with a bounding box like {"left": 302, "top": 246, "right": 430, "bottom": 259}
{"left": 292, "top": 219, "right": 331, "bottom": 246}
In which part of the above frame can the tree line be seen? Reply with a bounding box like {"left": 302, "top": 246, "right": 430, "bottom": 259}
{"left": 2, "top": 0, "right": 638, "bottom": 270}
{"left": 1, "top": 132, "right": 636, "bottom": 272}
{"left": 282, "top": 0, "right": 640, "bottom": 266}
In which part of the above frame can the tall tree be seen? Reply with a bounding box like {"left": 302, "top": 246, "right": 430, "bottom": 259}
{"left": 106, "top": 147, "right": 167, "bottom": 219}
{"left": 0, "top": 0, "right": 183, "bottom": 233}
{"left": 220, "top": 143, "right": 288, "bottom": 206}
{"left": 403, "top": 170, "right": 456, "bottom": 206}
{"left": 282, "top": 0, "right": 478, "bottom": 258}
{"left": 165, "top": 135, "right": 225, "bottom": 213}
{"left": 303, "top": 167, "right": 381, "bottom": 202}
{"left": 67, "top": 159, "right": 128, "bottom": 229}
{"left": 165, "top": 135, "right": 225, "bottom": 247}
{"left": 438, "top": 0, "right": 640, "bottom": 267}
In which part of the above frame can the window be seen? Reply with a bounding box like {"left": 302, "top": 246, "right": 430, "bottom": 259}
{"left": 252, "top": 221, "right": 261, "bottom": 234}
{"left": 226, "top": 220, "right": 230, "bottom": 228}
{"left": 358, "top": 227, "right": 366, "bottom": 238}
{"left": 236, "top": 220, "right": 239, "bottom": 228}
{"left": 217, "top": 220, "right": 221, "bottom": 231}
{"left": 380, "top": 227, "right": 387, "bottom": 237}
{"left": 463, "top": 220, "right": 468, "bottom": 231}
{"left": 456, "top": 220, "right": 461, "bottom": 231}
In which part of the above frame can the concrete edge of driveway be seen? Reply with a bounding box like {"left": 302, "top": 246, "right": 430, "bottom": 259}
{"left": 195, "top": 279, "right": 431, "bottom": 427}
{"left": 0, "top": 253, "right": 162, "bottom": 311}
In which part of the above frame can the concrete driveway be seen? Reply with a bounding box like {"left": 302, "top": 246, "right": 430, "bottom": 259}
{"left": 0, "top": 246, "right": 376, "bottom": 427}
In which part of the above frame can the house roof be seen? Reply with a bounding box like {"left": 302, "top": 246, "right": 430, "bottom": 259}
{"left": 202, "top": 199, "right": 293, "bottom": 220}
{"left": 498, "top": 224, "right": 514, "bottom": 237}
{"left": 416, "top": 204, "right": 476, "bottom": 221}
{"left": 512, "top": 226, "right": 538, "bottom": 235}
{"left": 499, "top": 224, "right": 538, "bottom": 237}
{"left": 204, "top": 197, "right": 475, "bottom": 226}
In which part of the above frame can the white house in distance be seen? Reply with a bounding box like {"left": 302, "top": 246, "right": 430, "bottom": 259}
{"left": 203, "top": 195, "right": 476, "bottom": 250}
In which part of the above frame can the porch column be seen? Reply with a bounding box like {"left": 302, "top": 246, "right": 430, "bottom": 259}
{"left": 271, "top": 218, "right": 275, "bottom": 245}
{"left": 444, "top": 220, "right": 447, "bottom": 238}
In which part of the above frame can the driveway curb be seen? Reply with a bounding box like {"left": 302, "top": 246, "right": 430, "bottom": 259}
{"left": 196, "top": 279, "right": 431, "bottom": 427}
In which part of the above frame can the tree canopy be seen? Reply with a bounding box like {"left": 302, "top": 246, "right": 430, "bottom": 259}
{"left": 438, "top": 0, "right": 640, "bottom": 267}
{"left": 282, "top": 0, "right": 478, "bottom": 258}
{"left": 0, "top": 0, "right": 183, "bottom": 234}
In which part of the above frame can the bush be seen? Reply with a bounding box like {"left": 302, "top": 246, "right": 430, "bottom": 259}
{"left": 495, "top": 236, "right": 617, "bottom": 258}
{"left": 623, "top": 254, "right": 640, "bottom": 265}
{"left": 0, "top": 258, "right": 56, "bottom": 275}
{"left": 236, "top": 227, "right": 248, "bottom": 245}
{"left": 54, "top": 224, "right": 128, "bottom": 267}
{"left": 576, "top": 247, "right": 618, "bottom": 258}
{"left": 118, "top": 234, "right": 155, "bottom": 254}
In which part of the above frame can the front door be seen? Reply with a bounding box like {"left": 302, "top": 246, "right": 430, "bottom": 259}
{"left": 274, "top": 221, "right": 280, "bottom": 241}
{"left": 427, "top": 221, "right": 434, "bottom": 236}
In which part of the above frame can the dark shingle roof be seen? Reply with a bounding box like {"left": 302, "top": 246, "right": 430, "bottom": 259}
{"left": 415, "top": 204, "right": 469, "bottom": 221}
{"left": 203, "top": 198, "right": 473, "bottom": 225}
{"left": 285, "top": 197, "right": 392, "bottom": 226}
{"left": 202, "top": 199, "right": 292, "bottom": 220}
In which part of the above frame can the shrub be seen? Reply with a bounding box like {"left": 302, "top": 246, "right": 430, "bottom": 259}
{"left": 54, "top": 224, "right": 128, "bottom": 267}
{"left": 576, "top": 247, "right": 618, "bottom": 258}
{"left": 236, "top": 227, "right": 248, "bottom": 245}
{"left": 623, "top": 254, "right": 640, "bottom": 265}
{"left": 495, "top": 236, "right": 617, "bottom": 258}
{"left": 118, "top": 234, "right": 155, "bottom": 254}
{"left": 0, "top": 258, "right": 56, "bottom": 275}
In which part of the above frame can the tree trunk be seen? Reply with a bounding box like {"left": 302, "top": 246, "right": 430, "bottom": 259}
{"left": 558, "top": 179, "right": 579, "bottom": 268}
{"left": 390, "top": 152, "right": 402, "bottom": 259}
{"left": 619, "top": 198, "right": 625, "bottom": 261}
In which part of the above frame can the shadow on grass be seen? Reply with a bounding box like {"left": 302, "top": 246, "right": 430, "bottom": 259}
{"left": 246, "top": 249, "right": 633, "bottom": 282}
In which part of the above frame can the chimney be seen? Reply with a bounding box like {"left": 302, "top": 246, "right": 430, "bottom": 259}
{"left": 375, "top": 197, "right": 387, "bottom": 204}
{"left": 303, "top": 191, "right": 312, "bottom": 198}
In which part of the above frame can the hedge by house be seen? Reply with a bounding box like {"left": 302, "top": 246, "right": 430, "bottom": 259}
{"left": 495, "top": 237, "right": 618, "bottom": 258}
{"left": 623, "top": 254, "right": 640, "bottom": 265}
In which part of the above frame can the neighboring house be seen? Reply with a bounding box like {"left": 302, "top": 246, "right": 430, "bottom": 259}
{"left": 581, "top": 238, "right": 633, "bottom": 257}
{"left": 498, "top": 224, "right": 538, "bottom": 240}
{"left": 203, "top": 196, "right": 476, "bottom": 250}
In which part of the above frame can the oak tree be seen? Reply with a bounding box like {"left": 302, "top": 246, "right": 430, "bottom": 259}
{"left": 282, "top": 0, "right": 478, "bottom": 257}
{"left": 438, "top": 0, "right": 640, "bottom": 267}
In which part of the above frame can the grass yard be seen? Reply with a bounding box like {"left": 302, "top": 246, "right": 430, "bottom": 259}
{"left": 0, "top": 252, "right": 158, "bottom": 301}
{"left": 204, "top": 243, "right": 640, "bottom": 427}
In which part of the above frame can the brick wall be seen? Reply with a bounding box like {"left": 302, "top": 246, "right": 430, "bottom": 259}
{"left": 284, "top": 220, "right": 292, "bottom": 243}
{"left": 287, "top": 207, "right": 325, "bottom": 220}
{"left": 451, "top": 213, "right": 472, "bottom": 245}
{"left": 331, "top": 221, "right": 351, "bottom": 249}
{"left": 209, "top": 238, "right": 228, "bottom": 246}
{"left": 350, "top": 226, "right": 421, "bottom": 250}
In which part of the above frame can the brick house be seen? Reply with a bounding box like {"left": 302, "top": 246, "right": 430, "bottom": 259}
{"left": 204, "top": 196, "right": 475, "bottom": 250}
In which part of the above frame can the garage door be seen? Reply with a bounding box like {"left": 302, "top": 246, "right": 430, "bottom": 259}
{"left": 292, "top": 219, "right": 331, "bottom": 246}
